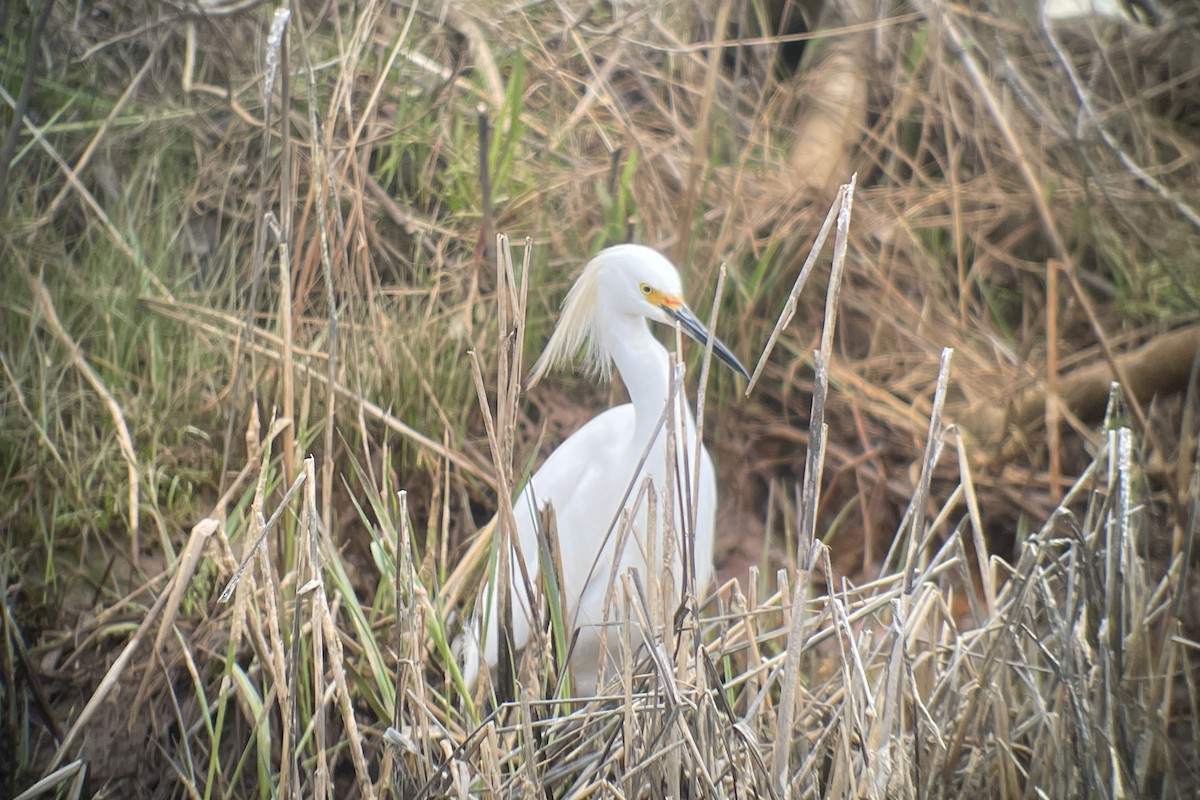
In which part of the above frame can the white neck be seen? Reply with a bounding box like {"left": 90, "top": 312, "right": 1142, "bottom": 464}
{"left": 602, "top": 315, "right": 694, "bottom": 452}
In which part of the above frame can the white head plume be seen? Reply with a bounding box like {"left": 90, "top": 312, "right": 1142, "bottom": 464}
{"left": 528, "top": 250, "right": 612, "bottom": 386}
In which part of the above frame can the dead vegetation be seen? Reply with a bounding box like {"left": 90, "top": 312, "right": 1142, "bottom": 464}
{"left": 1, "top": 0, "right": 1198, "bottom": 797}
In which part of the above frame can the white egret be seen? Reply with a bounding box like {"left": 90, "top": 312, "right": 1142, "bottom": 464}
{"left": 477, "top": 243, "right": 748, "bottom": 695}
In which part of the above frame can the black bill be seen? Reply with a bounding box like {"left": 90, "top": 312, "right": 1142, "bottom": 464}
{"left": 665, "top": 304, "right": 751, "bottom": 380}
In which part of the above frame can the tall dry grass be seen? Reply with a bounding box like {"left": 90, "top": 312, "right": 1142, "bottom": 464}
{"left": 2, "top": 0, "right": 1197, "bottom": 797}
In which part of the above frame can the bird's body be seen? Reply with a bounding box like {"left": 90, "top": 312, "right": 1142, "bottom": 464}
{"left": 476, "top": 244, "right": 747, "bottom": 694}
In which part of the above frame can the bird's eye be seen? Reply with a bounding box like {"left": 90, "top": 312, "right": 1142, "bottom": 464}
{"left": 639, "top": 283, "right": 652, "bottom": 295}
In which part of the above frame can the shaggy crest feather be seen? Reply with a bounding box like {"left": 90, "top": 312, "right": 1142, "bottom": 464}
{"left": 528, "top": 254, "right": 613, "bottom": 386}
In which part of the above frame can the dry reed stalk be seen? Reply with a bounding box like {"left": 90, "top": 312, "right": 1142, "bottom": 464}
{"left": 465, "top": 234, "right": 540, "bottom": 701}
{"left": 301, "top": 456, "right": 328, "bottom": 800}
{"left": 1047, "top": 258, "right": 1062, "bottom": 501}
{"left": 272, "top": 10, "right": 298, "bottom": 502}
{"left": 745, "top": 184, "right": 843, "bottom": 396}
{"left": 25, "top": 271, "right": 141, "bottom": 564}
{"left": 674, "top": 0, "right": 733, "bottom": 267}
{"left": 772, "top": 175, "right": 855, "bottom": 793}
{"left": 289, "top": 21, "right": 344, "bottom": 540}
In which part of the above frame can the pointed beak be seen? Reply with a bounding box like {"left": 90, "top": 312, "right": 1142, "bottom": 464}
{"left": 663, "top": 303, "right": 750, "bottom": 380}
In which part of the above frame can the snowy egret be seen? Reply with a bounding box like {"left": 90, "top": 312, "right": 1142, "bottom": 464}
{"left": 476, "top": 243, "right": 749, "bottom": 694}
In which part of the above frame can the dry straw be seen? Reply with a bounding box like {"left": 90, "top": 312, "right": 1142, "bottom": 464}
{"left": 6, "top": 2, "right": 1198, "bottom": 798}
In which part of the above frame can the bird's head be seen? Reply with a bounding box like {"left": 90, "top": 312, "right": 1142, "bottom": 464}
{"left": 530, "top": 245, "right": 749, "bottom": 386}
{"left": 594, "top": 244, "right": 684, "bottom": 325}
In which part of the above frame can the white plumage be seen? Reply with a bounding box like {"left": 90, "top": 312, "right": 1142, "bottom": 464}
{"left": 476, "top": 244, "right": 748, "bottom": 694}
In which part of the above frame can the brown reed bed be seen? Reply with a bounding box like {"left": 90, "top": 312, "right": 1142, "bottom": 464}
{"left": 2, "top": 0, "right": 1197, "bottom": 797}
